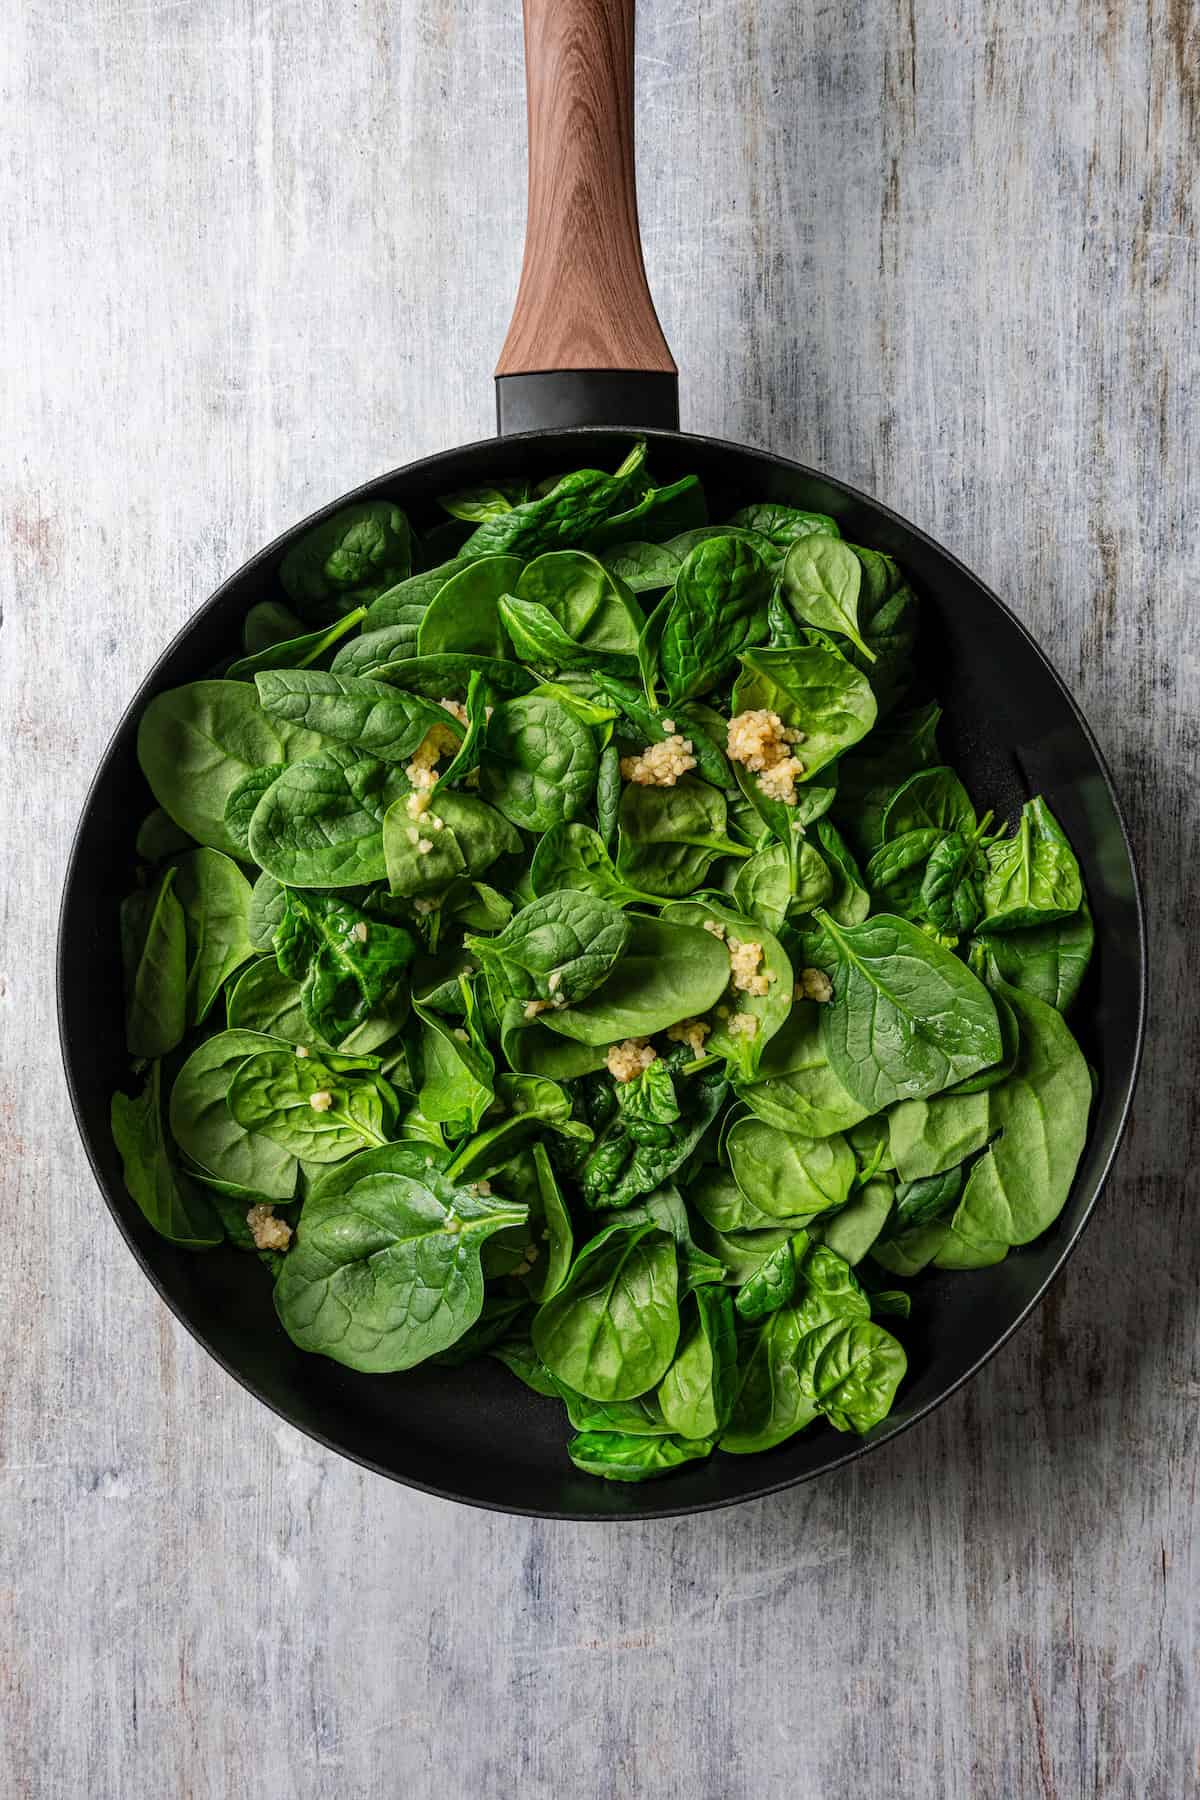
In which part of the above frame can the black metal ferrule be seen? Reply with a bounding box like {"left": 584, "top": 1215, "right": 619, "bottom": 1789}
{"left": 495, "top": 369, "right": 680, "bottom": 435}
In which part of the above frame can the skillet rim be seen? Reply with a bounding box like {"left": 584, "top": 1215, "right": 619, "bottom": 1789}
{"left": 56, "top": 424, "right": 1148, "bottom": 1520}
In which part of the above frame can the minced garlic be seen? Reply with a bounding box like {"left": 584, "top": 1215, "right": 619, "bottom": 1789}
{"left": 727, "top": 1013, "right": 759, "bottom": 1040}
{"left": 606, "top": 1038, "right": 657, "bottom": 1083}
{"left": 246, "top": 1203, "right": 292, "bottom": 1252}
{"left": 797, "top": 967, "right": 834, "bottom": 1003}
{"left": 350, "top": 921, "right": 368, "bottom": 944}
{"left": 727, "top": 935, "right": 773, "bottom": 997}
{"left": 619, "top": 735, "right": 697, "bottom": 787}
{"left": 667, "top": 1018, "right": 711, "bottom": 1060}
{"left": 309, "top": 1090, "right": 334, "bottom": 1113}
{"left": 726, "top": 708, "right": 807, "bottom": 805}
{"left": 702, "top": 918, "right": 727, "bottom": 940}
{"left": 404, "top": 717, "right": 460, "bottom": 791}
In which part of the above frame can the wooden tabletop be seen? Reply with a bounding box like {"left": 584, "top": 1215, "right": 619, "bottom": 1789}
{"left": 3, "top": 1, "right": 1194, "bottom": 1794}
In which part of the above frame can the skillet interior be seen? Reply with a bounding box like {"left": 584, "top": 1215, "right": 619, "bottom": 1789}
{"left": 58, "top": 426, "right": 1145, "bottom": 1520}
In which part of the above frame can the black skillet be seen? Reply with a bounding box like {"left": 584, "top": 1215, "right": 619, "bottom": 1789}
{"left": 58, "top": 0, "right": 1146, "bottom": 1519}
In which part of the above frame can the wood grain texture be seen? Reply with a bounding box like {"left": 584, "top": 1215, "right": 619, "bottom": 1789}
{"left": 495, "top": 0, "right": 676, "bottom": 374}
{"left": 1, "top": 1, "right": 1196, "bottom": 1796}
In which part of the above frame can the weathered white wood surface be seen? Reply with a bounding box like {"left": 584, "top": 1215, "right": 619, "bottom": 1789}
{"left": 2, "top": 0, "right": 1196, "bottom": 1794}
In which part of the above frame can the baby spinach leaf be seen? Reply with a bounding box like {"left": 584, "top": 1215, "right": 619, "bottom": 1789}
{"left": 731, "top": 843, "right": 792, "bottom": 930}
{"left": 814, "top": 819, "right": 871, "bottom": 925}
{"left": 566, "top": 1430, "right": 715, "bottom": 1482}
{"left": 881, "top": 766, "right": 976, "bottom": 841}
{"left": 497, "top": 595, "right": 638, "bottom": 678}
{"left": 585, "top": 472, "right": 707, "bottom": 552}
{"left": 866, "top": 828, "right": 945, "bottom": 918}
{"left": 437, "top": 481, "right": 526, "bottom": 522}
{"left": 616, "top": 776, "right": 749, "bottom": 898}
{"left": 734, "top": 1237, "right": 799, "bottom": 1320}
{"left": 226, "top": 607, "right": 366, "bottom": 682}
{"left": 137, "top": 680, "right": 326, "bottom": 856}
{"left": 727, "top": 502, "right": 839, "bottom": 549}
{"left": 248, "top": 746, "right": 411, "bottom": 888}
{"left": 172, "top": 848, "right": 255, "bottom": 1027}
{"left": 978, "top": 797, "right": 1083, "bottom": 932}
{"left": 921, "top": 819, "right": 991, "bottom": 934}
{"left": 170, "top": 1029, "right": 298, "bottom": 1198}
{"left": 935, "top": 983, "right": 1092, "bottom": 1267}
{"left": 530, "top": 822, "right": 662, "bottom": 909}
{"left": 579, "top": 1058, "right": 728, "bottom": 1211}
{"left": 601, "top": 540, "right": 682, "bottom": 593}
{"left": 274, "top": 1144, "right": 526, "bottom": 1371}
{"left": 480, "top": 693, "right": 599, "bottom": 832}
{"left": 810, "top": 1175, "right": 894, "bottom": 1265}
{"left": 280, "top": 501, "right": 412, "bottom": 620}
{"left": 657, "top": 1287, "right": 737, "bottom": 1438}
{"left": 459, "top": 454, "right": 644, "bottom": 560}
{"left": 659, "top": 536, "right": 773, "bottom": 703}
{"left": 330, "top": 614, "right": 426, "bottom": 676}
{"left": 275, "top": 888, "right": 416, "bottom": 1045}
{"left": 817, "top": 910, "right": 1003, "bottom": 1110}
{"left": 247, "top": 871, "right": 287, "bottom": 951}
{"left": 720, "top": 1303, "right": 821, "bottom": 1455}
{"left": 532, "top": 1221, "right": 679, "bottom": 1402}
{"left": 726, "top": 1115, "right": 856, "bottom": 1221}
{"left": 661, "top": 897, "right": 793, "bottom": 1077}
{"left": 887, "top": 1086, "right": 991, "bottom": 1183}
{"left": 733, "top": 641, "right": 877, "bottom": 780}
{"left": 499, "top": 1000, "right": 610, "bottom": 1080}
{"left": 597, "top": 742, "right": 622, "bottom": 848}
{"left": 797, "top": 1317, "right": 907, "bottom": 1433}
{"left": 384, "top": 790, "right": 521, "bottom": 899}
{"left": 111, "top": 1062, "right": 223, "bottom": 1248}
{"left": 414, "top": 993, "right": 495, "bottom": 1139}
{"left": 121, "top": 867, "right": 188, "bottom": 1058}
{"left": 255, "top": 670, "right": 453, "bottom": 764}
{"left": 363, "top": 557, "right": 473, "bottom": 630}
{"left": 733, "top": 1001, "right": 870, "bottom": 1138}
{"left": 620, "top": 1185, "right": 726, "bottom": 1294}
{"left": 223, "top": 765, "right": 285, "bottom": 858}
{"left": 227, "top": 957, "right": 320, "bottom": 1046}
{"left": 541, "top": 915, "right": 732, "bottom": 1046}
{"left": 415, "top": 555, "right": 524, "bottom": 658}
{"left": 779, "top": 536, "right": 874, "bottom": 661}
{"left": 466, "top": 890, "right": 630, "bottom": 1006}
{"left": 516, "top": 549, "right": 643, "bottom": 652}
{"left": 244, "top": 599, "right": 305, "bottom": 654}
{"left": 371, "top": 653, "right": 535, "bottom": 700}
{"left": 974, "top": 900, "right": 1094, "bottom": 1012}
{"left": 228, "top": 1048, "right": 398, "bottom": 1162}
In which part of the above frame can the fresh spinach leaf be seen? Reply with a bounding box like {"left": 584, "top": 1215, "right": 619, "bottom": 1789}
{"left": 480, "top": 693, "right": 600, "bottom": 832}
{"left": 779, "top": 536, "right": 875, "bottom": 661}
{"left": 274, "top": 1144, "right": 526, "bottom": 1371}
{"left": 540, "top": 915, "right": 731, "bottom": 1047}
{"left": 120, "top": 867, "right": 188, "bottom": 1058}
{"left": 280, "top": 501, "right": 412, "bottom": 620}
{"left": 466, "top": 890, "right": 630, "bottom": 1006}
{"left": 532, "top": 1221, "right": 679, "bottom": 1402}
{"left": 658, "top": 537, "right": 773, "bottom": 704}
{"left": 111, "top": 1063, "right": 223, "bottom": 1248}
{"left": 817, "top": 910, "right": 1003, "bottom": 1109}
{"left": 255, "top": 670, "right": 453, "bottom": 764}
{"left": 137, "top": 680, "right": 326, "bottom": 856}
{"left": 978, "top": 797, "right": 1083, "bottom": 932}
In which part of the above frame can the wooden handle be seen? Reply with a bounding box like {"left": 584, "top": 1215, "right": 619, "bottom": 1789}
{"left": 495, "top": 0, "right": 676, "bottom": 377}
